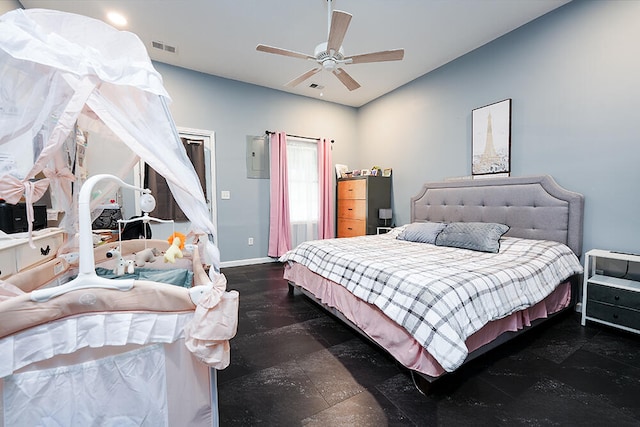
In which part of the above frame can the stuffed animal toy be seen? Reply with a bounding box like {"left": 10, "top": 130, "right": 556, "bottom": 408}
{"left": 125, "top": 259, "right": 135, "bottom": 274}
{"left": 134, "top": 247, "right": 159, "bottom": 267}
{"left": 164, "top": 232, "right": 186, "bottom": 263}
{"left": 106, "top": 248, "right": 127, "bottom": 276}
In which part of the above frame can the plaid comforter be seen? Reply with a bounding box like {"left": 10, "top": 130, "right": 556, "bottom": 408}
{"left": 280, "top": 229, "right": 583, "bottom": 372}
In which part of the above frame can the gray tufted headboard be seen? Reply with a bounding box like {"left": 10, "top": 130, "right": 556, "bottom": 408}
{"left": 411, "top": 175, "right": 584, "bottom": 256}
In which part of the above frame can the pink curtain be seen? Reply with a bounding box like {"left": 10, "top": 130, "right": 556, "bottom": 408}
{"left": 268, "top": 132, "right": 292, "bottom": 257}
{"left": 318, "top": 138, "right": 334, "bottom": 239}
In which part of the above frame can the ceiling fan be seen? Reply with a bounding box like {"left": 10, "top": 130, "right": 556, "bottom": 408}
{"left": 256, "top": 0, "right": 404, "bottom": 91}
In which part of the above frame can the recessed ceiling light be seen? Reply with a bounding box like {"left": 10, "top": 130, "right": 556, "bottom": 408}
{"left": 106, "top": 11, "right": 127, "bottom": 27}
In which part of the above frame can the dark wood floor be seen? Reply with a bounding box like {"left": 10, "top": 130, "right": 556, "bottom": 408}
{"left": 217, "top": 262, "right": 640, "bottom": 426}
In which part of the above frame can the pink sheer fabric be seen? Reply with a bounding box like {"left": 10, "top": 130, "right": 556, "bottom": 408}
{"left": 268, "top": 132, "right": 292, "bottom": 257}
{"left": 317, "top": 138, "right": 334, "bottom": 239}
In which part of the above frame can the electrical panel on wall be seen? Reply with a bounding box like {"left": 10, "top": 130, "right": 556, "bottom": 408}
{"left": 246, "top": 135, "right": 269, "bottom": 179}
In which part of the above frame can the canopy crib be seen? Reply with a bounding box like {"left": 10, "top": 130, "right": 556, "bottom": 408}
{"left": 0, "top": 8, "right": 236, "bottom": 425}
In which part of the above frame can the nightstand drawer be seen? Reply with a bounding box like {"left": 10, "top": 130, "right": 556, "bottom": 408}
{"left": 338, "top": 179, "right": 366, "bottom": 200}
{"left": 586, "top": 301, "right": 640, "bottom": 330}
{"left": 337, "top": 218, "right": 366, "bottom": 237}
{"left": 587, "top": 283, "right": 640, "bottom": 309}
{"left": 337, "top": 199, "right": 366, "bottom": 220}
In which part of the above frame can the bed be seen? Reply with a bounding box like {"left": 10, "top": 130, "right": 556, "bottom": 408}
{"left": 281, "top": 175, "right": 584, "bottom": 384}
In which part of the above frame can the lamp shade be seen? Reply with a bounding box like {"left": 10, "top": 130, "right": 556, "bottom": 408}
{"left": 379, "top": 208, "right": 392, "bottom": 220}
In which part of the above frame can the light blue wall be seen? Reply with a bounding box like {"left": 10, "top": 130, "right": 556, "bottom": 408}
{"left": 357, "top": 0, "right": 640, "bottom": 256}
{"left": 154, "top": 64, "right": 358, "bottom": 262}
{"left": 155, "top": 0, "right": 639, "bottom": 262}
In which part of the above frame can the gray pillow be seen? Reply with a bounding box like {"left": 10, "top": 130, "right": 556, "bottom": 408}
{"left": 435, "top": 222, "right": 510, "bottom": 253}
{"left": 397, "top": 222, "right": 447, "bottom": 244}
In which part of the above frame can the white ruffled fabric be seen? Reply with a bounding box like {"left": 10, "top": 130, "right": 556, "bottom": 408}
{"left": 0, "top": 311, "right": 193, "bottom": 378}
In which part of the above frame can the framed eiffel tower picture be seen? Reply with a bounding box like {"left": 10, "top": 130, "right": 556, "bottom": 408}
{"left": 472, "top": 98, "right": 511, "bottom": 177}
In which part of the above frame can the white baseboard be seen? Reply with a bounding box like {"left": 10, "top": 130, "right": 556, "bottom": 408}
{"left": 220, "top": 257, "right": 277, "bottom": 268}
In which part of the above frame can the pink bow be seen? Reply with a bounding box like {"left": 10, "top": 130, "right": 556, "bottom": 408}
{"left": 0, "top": 175, "right": 50, "bottom": 205}
{"left": 43, "top": 167, "right": 75, "bottom": 203}
{"left": 0, "top": 175, "right": 50, "bottom": 247}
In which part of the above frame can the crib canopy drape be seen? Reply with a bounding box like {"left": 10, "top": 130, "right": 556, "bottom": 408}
{"left": 0, "top": 8, "right": 220, "bottom": 270}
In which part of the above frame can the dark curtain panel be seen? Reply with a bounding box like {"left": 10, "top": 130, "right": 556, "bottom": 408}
{"left": 145, "top": 137, "right": 206, "bottom": 221}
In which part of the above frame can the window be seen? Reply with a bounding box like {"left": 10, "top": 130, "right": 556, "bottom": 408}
{"left": 286, "top": 138, "right": 318, "bottom": 247}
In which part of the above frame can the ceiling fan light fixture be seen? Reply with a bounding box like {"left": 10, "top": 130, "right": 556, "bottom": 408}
{"left": 322, "top": 59, "right": 338, "bottom": 71}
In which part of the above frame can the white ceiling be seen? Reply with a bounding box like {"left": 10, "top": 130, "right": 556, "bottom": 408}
{"left": 19, "top": 0, "right": 570, "bottom": 108}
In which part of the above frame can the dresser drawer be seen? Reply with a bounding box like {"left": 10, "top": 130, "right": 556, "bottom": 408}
{"left": 15, "top": 230, "right": 65, "bottom": 272}
{"left": 338, "top": 179, "right": 366, "bottom": 200}
{"left": 337, "top": 218, "right": 366, "bottom": 237}
{"left": 337, "top": 199, "right": 366, "bottom": 220}
{"left": 587, "top": 283, "right": 640, "bottom": 309}
{"left": 586, "top": 301, "right": 640, "bottom": 331}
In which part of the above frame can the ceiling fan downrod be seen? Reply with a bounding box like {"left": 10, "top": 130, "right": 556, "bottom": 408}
{"left": 327, "top": 0, "right": 333, "bottom": 39}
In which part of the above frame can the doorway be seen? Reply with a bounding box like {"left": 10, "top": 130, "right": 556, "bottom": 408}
{"left": 133, "top": 127, "right": 217, "bottom": 240}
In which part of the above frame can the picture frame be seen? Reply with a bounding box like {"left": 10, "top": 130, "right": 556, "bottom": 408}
{"left": 335, "top": 164, "right": 348, "bottom": 179}
{"left": 472, "top": 98, "right": 511, "bottom": 176}
{"left": 361, "top": 169, "right": 371, "bottom": 176}
{"left": 382, "top": 168, "right": 392, "bottom": 177}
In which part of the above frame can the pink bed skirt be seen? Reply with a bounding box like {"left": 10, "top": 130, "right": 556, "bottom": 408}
{"left": 284, "top": 262, "right": 571, "bottom": 378}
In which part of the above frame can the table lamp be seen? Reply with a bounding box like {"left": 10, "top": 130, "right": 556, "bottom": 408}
{"left": 379, "top": 208, "right": 392, "bottom": 227}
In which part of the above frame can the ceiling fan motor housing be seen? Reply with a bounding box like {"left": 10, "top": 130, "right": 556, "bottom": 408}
{"left": 315, "top": 42, "right": 344, "bottom": 70}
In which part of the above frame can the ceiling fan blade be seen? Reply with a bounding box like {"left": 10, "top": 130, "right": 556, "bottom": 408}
{"left": 256, "top": 44, "right": 314, "bottom": 60}
{"left": 332, "top": 68, "right": 360, "bottom": 91}
{"left": 326, "top": 10, "right": 352, "bottom": 53}
{"left": 347, "top": 49, "right": 405, "bottom": 64}
{"left": 285, "top": 68, "right": 321, "bottom": 88}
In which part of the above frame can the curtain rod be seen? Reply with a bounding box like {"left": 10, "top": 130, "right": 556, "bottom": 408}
{"left": 265, "top": 130, "right": 334, "bottom": 144}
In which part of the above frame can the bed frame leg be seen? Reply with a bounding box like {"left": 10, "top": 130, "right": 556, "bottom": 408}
{"left": 287, "top": 282, "right": 295, "bottom": 296}
{"left": 410, "top": 371, "right": 433, "bottom": 396}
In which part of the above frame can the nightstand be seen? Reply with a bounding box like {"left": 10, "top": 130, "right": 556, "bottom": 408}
{"left": 376, "top": 227, "right": 392, "bottom": 234}
{"left": 581, "top": 249, "right": 640, "bottom": 334}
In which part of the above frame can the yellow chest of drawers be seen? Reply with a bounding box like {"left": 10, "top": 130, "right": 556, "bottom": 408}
{"left": 336, "top": 176, "right": 391, "bottom": 238}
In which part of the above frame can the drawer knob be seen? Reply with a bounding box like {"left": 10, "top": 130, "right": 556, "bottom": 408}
{"left": 614, "top": 295, "right": 620, "bottom": 301}
{"left": 613, "top": 314, "right": 619, "bottom": 319}
{"left": 347, "top": 208, "right": 353, "bottom": 211}
{"left": 347, "top": 227, "right": 353, "bottom": 230}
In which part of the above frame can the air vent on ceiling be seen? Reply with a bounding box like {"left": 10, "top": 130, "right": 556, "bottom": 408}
{"left": 309, "top": 83, "right": 324, "bottom": 90}
{"left": 151, "top": 40, "right": 178, "bottom": 54}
